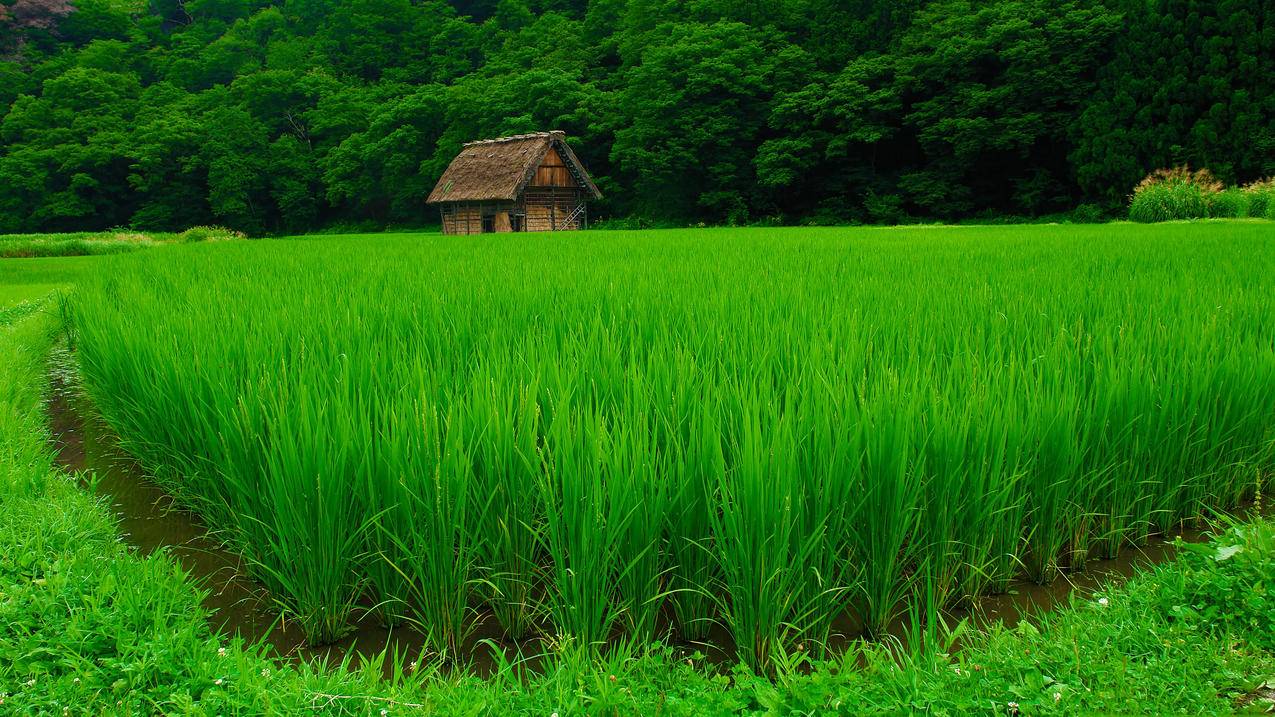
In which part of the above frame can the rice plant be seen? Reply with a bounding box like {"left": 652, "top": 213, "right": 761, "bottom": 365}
{"left": 69, "top": 223, "right": 1275, "bottom": 667}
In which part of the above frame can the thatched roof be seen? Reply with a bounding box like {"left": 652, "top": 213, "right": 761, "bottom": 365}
{"left": 426, "top": 130, "right": 602, "bottom": 204}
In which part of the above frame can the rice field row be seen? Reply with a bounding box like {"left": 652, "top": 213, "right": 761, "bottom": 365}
{"left": 70, "top": 224, "right": 1275, "bottom": 666}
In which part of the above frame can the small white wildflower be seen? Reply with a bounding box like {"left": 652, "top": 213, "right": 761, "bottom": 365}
{"left": 1007, "top": 702, "right": 1019, "bottom": 709}
{"left": 214, "top": 678, "right": 223, "bottom": 686}
{"left": 24, "top": 679, "right": 35, "bottom": 687}
{"left": 380, "top": 710, "right": 388, "bottom": 717}
{"left": 261, "top": 668, "right": 270, "bottom": 678}
{"left": 72, "top": 678, "right": 80, "bottom": 685}
{"left": 1054, "top": 692, "right": 1062, "bottom": 702}
{"left": 218, "top": 647, "right": 227, "bottom": 657}
{"left": 1098, "top": 597, "right": 1109, "bottom": 607}
{"left": 408, "top": 660, "right": 418, "bottom": 672}
{"left": 552, "top": 712, "right": 560, "bottom": 717}
{"left": 951, "top": 665, "right": 962, "bottom": 675}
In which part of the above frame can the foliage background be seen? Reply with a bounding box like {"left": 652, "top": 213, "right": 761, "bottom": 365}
{"left": 0, "top": 0, "right": 1271, "bottom": 232}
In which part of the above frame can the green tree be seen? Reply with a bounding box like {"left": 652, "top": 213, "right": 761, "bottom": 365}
{"left": 609, "top": 21, "right": 808, "bottom": 222}
{"left": 1071, "top": 0, "right": 1275, "bottom": 205}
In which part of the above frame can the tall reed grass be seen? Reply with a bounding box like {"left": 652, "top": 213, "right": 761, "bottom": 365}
{"left": 72, "top": 224, "right": 1275, "bottom": 663}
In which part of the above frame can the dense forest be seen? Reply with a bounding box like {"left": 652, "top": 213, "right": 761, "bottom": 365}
{"left": 1, "top": 0, "right": 1271, "bottom": 233}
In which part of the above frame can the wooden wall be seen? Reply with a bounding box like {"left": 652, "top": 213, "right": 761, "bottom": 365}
{"left": 523, "top": 188, "right": 584, "bottom": 231}
{"left": 441, "top": 203, "right": 517, "bottom": 235}
{"left": 439, "top": 189, "right": 588, "bottom": 235}
{"left": 441, "top": 205, "right": 483, "bottom": 235}
{"left": 533, "top": 147, "right": 578, "bottom": 188}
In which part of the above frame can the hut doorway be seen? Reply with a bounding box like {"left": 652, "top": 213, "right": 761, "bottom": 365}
{"left": 481, "top": 215, "right": 495, "bottom": 233}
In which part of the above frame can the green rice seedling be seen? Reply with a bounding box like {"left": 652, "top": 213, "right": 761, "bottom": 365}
{"left": 708, "top": 389, "right": 809, "bottom": 667}
{"left": 971, "top": 368, "right": 1033, "bottom": 597}
{"left": 465, "top": 374, "right": 545, "bottom": 641}
{"left": 608, "top": 390, "right": 673, "bottom": 643}
{"left": 395, "top": 400, "right": 481, "bottom": 657}
{"left": 916, "top": 367, "right": 987, "bottom": 610}
{"left": 1019, "top": 382, "right": 1083, "bottom": 584}
{"left": 924, "top": 378, "right": 1028, "bottom": 605}
{"left": 791, "top": 373, "right": 864, "bottom": 653}
{"left": 661, "top": 391, "right": 724, "bottom": 642}
{"left": 850, "top": 389, "right": 924, "bottom": 636}
{"left": 238, "top": 372, "right": 370, "bottom": 645}
{"left": 1080, "top": 346, "right": 1146, "bottom": 561}
{"left": 537, "top": 390, "right": 632, "bottom": 649}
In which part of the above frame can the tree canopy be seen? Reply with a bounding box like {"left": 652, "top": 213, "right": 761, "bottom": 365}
{"left": 1, "top": 0, "right": 1270, "bottom": 232}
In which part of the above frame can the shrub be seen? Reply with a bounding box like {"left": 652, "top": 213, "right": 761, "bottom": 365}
{"left": 101, "top": 230, "right": 154, "bottom": 243}
{"left": 1166, "top": 518, "right": 1275, "bottom": 650}
{"left": 864, "top": 191, "right": 906, "bottom": 224}
{"left": 1070, "top": 203, "right": 1106, "bottom": 224}
{"left": 1128, "top": 166, "right": 1222, "bottom": 222}
{"left": 1240, "top": 178, "right": 1275, "bottom": 219}
{"left": 1208, "top": 188, "right": 1246, "bottom": 218}
{"left": 177, "top": 226, "right": 246, "bottom": 242}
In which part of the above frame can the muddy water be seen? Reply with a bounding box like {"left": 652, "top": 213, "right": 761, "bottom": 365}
{"left": 45, "top": 350, "right": 1225, "bottom": 673}
{"left": 970, "top": 535, "right": 1188, "bottom": 628}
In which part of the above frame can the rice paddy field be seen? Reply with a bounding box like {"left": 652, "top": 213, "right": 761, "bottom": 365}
{"left": 68, "top": 222, "right": 1275, "bottom": 668}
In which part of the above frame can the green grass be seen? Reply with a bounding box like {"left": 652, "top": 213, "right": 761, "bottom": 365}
{"left": 0, "top": 227, "right": 246, "bottom": 258}
{"left": 0, "top": 231, "right": 165, "bottom": 258}
{"left": 64, "top": 222, "right": 1275, "bottom": 661}
{"left": 0, "top": 248, "right": 1273, "bottom": 714}
{"left": 0, "top": 256, "right": 97, "bottom": 292}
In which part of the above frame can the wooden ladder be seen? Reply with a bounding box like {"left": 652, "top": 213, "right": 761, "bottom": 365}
{"left": 559, "top": 202, "right": 586, "bottom": 230}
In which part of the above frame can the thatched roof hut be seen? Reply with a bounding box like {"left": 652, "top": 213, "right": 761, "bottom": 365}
{"left": 427, "top": 131, "right": 601, "bottom": 234}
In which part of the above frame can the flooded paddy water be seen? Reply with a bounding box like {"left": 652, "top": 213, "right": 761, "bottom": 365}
{"left": 45, "top": 347, "right": 1224, "bottom": 675}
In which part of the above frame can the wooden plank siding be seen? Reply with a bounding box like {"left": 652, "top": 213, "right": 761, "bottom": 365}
{"left": 441, "top": 192, "right": 585, "bottom": 234}
{"left": 441, "top": 205, "right": 482, "bottom": 235}
{"left": 441, "top": 203, "right": 517, "bottom": 235}
{"left": 532, "top": 147, "right": 578, "bottom": 188}
{"left": 523, "top": 188, "right": 584, "bottom": 231}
